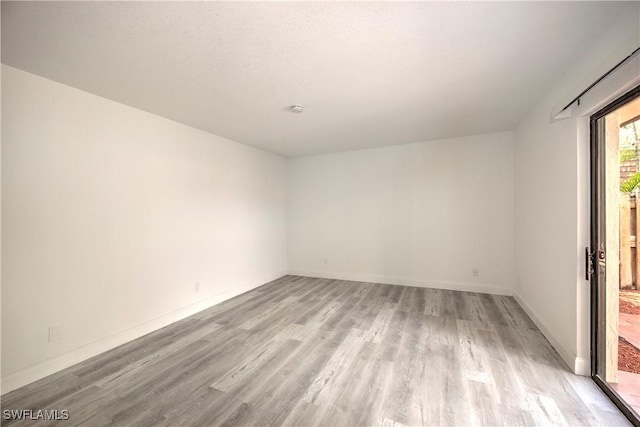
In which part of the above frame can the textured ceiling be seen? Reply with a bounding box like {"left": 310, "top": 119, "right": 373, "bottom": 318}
{"left": 1, "top": 1, "right": 636, "bottom": 156}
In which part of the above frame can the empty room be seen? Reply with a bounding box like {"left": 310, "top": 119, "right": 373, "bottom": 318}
{"left": 2, "top": 1, "right": 640, "bottom": 426}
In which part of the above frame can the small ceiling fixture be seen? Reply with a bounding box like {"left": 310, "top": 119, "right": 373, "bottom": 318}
{"left": 290, "top": 104, "right": 304, "bottom": 113}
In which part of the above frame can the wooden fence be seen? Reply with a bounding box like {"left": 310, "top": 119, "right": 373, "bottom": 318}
{"left": 620, "top": 193, "right": 639, "bottom": 289}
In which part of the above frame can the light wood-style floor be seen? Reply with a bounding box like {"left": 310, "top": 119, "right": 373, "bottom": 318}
{"left": 1, "top": 276, "right": 630, "bottom": 426}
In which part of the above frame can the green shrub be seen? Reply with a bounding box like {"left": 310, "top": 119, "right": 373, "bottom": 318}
{"left": 621, "top": 172, "right": 640, "bottom": 193}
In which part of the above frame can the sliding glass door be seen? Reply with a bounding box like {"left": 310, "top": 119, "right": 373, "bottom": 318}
{"left": 591, "top": 84, "right": 640, "bottom": 426}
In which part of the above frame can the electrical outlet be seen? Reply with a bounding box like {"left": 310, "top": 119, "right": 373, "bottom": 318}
{"left": 48, "top": 326, "right": 62, "bottom": 342}
{"left": 472, "top": 268, "right": 480, "bottom": 278}
{"left": 194, "top": 282, "right": 200, "bottom": 292}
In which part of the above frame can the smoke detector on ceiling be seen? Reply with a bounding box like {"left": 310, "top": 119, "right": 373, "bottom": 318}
{"left": 290, "top": 104, "right": 304, "bottom": 113}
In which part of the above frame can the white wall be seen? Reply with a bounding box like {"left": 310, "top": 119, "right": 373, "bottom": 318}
{"left": 1, "top": 65, "right": 287, "bottom": 392}
{"left": 514, "top": 93, "right": 584, "bottom": 372}
{"left": 514, "top": 8, "right": 640, "bottom": 375}
{"left": 288, "top": 132, "right": 515, "bottom": 295}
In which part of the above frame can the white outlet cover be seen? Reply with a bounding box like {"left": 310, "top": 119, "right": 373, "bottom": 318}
{"left": 48, "top": 326, "right": 62, "bottom": 342}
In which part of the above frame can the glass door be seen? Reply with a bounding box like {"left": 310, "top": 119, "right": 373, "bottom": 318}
{"left": 591, "top": 85, "right": 640, "bottom": 426}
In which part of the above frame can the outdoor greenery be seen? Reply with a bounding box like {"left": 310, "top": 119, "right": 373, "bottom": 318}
{"left": 619, "top": 120, "right": 640, "bottom": 193}
{"left": 621, "top": 172, "right": 640, "bottom": 193}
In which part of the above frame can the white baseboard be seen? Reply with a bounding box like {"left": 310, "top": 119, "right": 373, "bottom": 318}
{"left": 513, "top": 292, "right": 589, "bottom": 376}
{"left": 289, "top": 270, "right": 513, "bottom": 296}
{"left": 574, "top": 356, "right": 590, "bottom": 376}
{"left": 1, "top": 273, "right": 286, "bottom": 395}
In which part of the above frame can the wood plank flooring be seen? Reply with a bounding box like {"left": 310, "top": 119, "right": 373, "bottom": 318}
{"left": 0, "top": 276, "right": 630, "bottom": 426}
